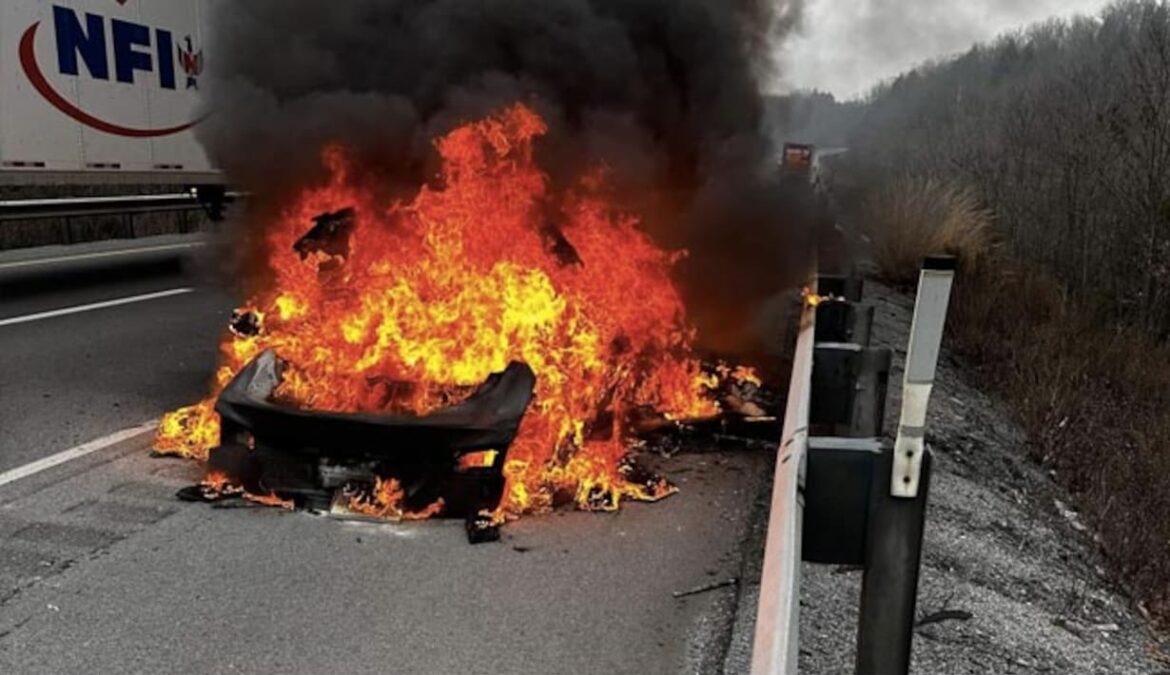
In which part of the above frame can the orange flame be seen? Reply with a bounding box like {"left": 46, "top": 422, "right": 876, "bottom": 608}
{"left": 802, "top": 286, "right": 846, "bottom": 308}
{"left": 201, "top": 470, "right": 233, "bottom": 490}
{"left": 156, "top": 103, "right": 721, "bottom": 517}
{"left": 244, "top": 492, "right": 295, "bottom": 510}
{"left": 345, "top": 478, "right": 445, "bottom": 521}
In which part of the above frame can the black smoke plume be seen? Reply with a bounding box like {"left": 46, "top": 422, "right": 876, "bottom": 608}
{"left": 198, "top": 0, "right": 811, "bottom": 360}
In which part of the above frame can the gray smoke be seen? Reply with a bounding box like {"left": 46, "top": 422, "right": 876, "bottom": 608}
{"left": 777, "top": 0, "right": 1109, "bottom": 98}
{"left": 199, "top": 0, "right": 811, "bottom": 359}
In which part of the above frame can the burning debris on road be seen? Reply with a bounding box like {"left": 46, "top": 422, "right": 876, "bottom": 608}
{"left": 158, "top": 105, "right": 773, "bottom": 541}
{"left": 153, "top": 0, "right": 808, "bottom": 542}
{"left": 186, "top": 348, "right": 535, "bottom": 541}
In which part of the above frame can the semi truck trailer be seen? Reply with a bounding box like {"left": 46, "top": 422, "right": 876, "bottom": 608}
{"left": 0, "top": 0, "right": 219, "bottom": 186}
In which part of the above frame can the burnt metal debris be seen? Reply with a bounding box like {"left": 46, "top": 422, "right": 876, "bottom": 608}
{"left": 539, "top": 222, "right": 584, "bottom": 267}
{"left": 293, "top": 207, "right": 356, "bottom": 261}
{"left": 198, "top": 350, "right": 536, "bottom": 544}
{"left": 228, "top": 309, "right": 262, "bottom": 338}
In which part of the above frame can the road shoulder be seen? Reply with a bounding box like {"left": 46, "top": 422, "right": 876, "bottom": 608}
{"left": 796, "top": 281, "right": 1166, "bottom": 674}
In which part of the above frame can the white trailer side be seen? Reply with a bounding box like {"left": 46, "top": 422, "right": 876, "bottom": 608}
{"left": 0, "top": 0, "right": 220, "bottom": 185}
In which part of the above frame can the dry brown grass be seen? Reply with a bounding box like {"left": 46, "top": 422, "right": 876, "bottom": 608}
{"left": 865, "top": 177, "right": 994, "bottom": 286}
{"left": 864, "top": 176, "right": 1170, "bottom": 626}
{"left": 948, "top": 261, "right": 1170, "bottom": 627}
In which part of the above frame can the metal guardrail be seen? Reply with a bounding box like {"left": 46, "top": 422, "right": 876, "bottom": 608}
{"left": 751, "top": 286, "right": 816, "bottom": 674}
{"left": 0, "top": 189, "right": 244, "bottom": 222}
{"left": 0, "top": 170, "right": 225, "bottom": 187}
{"left": 751, "top": 261, "right": 956, "bottom": 675}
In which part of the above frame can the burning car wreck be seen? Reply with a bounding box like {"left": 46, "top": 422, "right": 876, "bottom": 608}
{"left": 157, "top": 104, "right": 770, "bottom": 543}
{"left": 182, "top": 350, "right": 536, "bottom": 543}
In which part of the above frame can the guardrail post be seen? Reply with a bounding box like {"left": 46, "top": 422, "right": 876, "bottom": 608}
{"left": 855, "top": 256, "right": 955, "bottom": 675}
{"left": 856, "top": 448, "right": 932, "bottom": 674}
{"left": 816, "top": 301, "right": 874, "bottom": 346}
{"left": 810, "top": 342, "right": 891, "bottom": 438}
{"left": 753, "top": 259, "right": 955, "bottom": 674}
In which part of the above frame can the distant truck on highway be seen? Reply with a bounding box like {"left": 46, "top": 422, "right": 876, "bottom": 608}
{"left": 0, "top": 0, "right": 220, "bottom": 186}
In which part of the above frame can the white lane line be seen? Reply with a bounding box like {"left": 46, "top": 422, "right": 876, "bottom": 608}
{"left": 0, "top": 421, "right": 157, "bottom": 490}
{"left": 0, "top": 287, "right": 195, "bottom": 327}
{"left": 0, "top": 241, "right": 206, "bottom": 272}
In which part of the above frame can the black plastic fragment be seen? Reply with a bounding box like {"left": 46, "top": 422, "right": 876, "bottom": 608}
{"left": 228, "top": 310, "right": 262, "bottom": 338}
{"left": 175, "top": 482, "right": 242, "bottom": 503}
{"left": 216, "top": 351, "right": 535, "bottom": 460}
{"left": 206, "top": 350, "right": 535, "bottom": 543}
{"left": 294, "top": 207, "right": 356, "bottom": 261}
{"left": 465, "top": 514, "right": 501, "bottom": 544}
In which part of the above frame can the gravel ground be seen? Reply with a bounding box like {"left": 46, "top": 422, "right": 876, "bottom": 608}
{"left": 796, "top": 281, "right": 1170, "bottom": 674}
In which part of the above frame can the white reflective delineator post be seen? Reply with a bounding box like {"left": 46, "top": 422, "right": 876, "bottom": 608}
{"left": 856, "top": 255, "right": 957, "bottom": 675}
{"left": 891, "top": 257, "right": 956, "bottom": 498}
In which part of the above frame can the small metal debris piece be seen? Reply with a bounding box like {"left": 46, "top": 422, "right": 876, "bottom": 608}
{"left": 915, "top": 609, "right": 973, "bottom": 627}
{"left": 672, "top": 578, "right": 738, "bottom": 599}
{"left": 175, "top": 482, "right": 242, "bottom": 503}
{"left": 228, "top": 309, "right": 262, "bottom": 338}
{"left": 724, "top": 394, "right": 767, "bottom": 418}
{"left": 465, "top": 514, "right": 501, "bottom": 545}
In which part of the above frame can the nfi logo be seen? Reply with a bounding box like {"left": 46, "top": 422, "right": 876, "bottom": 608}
{"left": 19, "top": 2, "right": 206, "bottom": 138}
{"left": 53, "top": 5, "right": 203, "bottom": 91}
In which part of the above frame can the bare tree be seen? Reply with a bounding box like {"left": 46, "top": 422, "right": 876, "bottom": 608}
{"left": 810, "top": 0, "right": 1170, "bottom": 335}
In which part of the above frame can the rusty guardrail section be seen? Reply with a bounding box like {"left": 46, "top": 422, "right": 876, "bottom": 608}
{"left": 750, "top": 285, "right": 816, "bottom": 674}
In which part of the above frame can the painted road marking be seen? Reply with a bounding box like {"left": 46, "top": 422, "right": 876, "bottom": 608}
{"left": 0, "top": 241, "right": 205, "bottom": 272}
{"left": 0, "top": 422, "right": 157, "bottom": 490}
{"left": 0, "top": 287, "right": 195, "bottom": 327}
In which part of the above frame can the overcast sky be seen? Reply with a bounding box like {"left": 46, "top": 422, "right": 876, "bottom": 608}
{"left": 775, "top": 0, "right": 1114, "bottom": 99}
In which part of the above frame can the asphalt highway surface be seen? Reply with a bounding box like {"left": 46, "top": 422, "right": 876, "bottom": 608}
{"left": 0, "top": 235, "right": 773, "bottom": 674}
{"left": 0, "top": 235, "right": 230, "bottom": 472}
